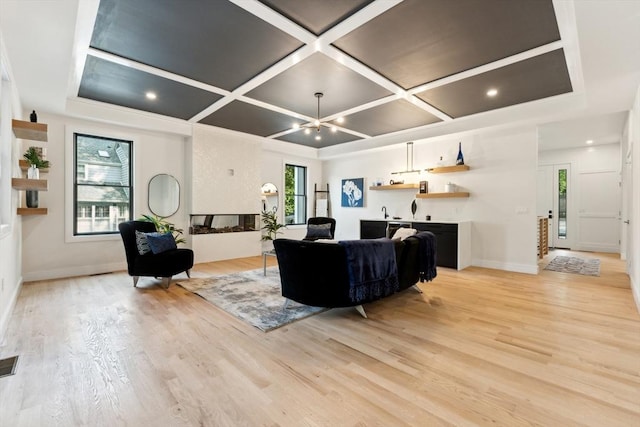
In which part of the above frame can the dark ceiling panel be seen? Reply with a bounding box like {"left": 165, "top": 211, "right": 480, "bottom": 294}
{"left": 199, "top": 101, "right": 295, "bottom": 137}
{"left": 246, "top": 53, "right": 392, "bottom": 117}
{"left": 259, "top": 0, "right": 374, "bottom": 35}
{"left": 78, "top": 56, "right": 223, "bottom": 120}
{"left": 333, "top": 0, "right": 560, "bottom": 89}
{"left": 90, "top": 0, "right": 303, "bottom": 90}
{"left": 342, "top": 99, "right": 441, "bottom": 136}
{"left": 417, "top": 49, "right": 572, "bottom": 118}
{"left": 276, "top": 127, "right": 361, "bottom": 148}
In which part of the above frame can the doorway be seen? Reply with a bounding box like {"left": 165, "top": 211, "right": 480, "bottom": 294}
{"left": 537, "top": 163, "right": 572, "bottom": 249}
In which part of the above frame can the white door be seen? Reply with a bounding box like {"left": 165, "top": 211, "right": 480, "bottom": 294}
{"left": 576, "top": 170, "right": 621, "bottom": 252}
{"left": 537, "top": 165, "right": 554, "bottom": 248}
{"left": 622, "top": 145, "right": 633, "bottom": 269}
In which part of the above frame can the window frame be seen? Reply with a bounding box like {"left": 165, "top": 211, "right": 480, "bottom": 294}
{"left": 284, "top": 163, "right": 307, "bottom": 226}
{"left": 65, "top": 126, "right": 136, "bottom": 243}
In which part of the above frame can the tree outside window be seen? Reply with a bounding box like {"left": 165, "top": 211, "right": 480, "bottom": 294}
{"left": 284, "top": 164, "right": 306, "bottom": 225}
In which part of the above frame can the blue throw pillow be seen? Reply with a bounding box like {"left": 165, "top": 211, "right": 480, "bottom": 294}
{"left": 145, "top": 232, "right": 177, "bottom": 254}
{"left": 306, "top": 223, "right": 332, "bottom": 239}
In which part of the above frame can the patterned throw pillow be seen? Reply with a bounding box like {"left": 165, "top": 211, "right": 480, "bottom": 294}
{"left": 391, "top": 227, "right": 417, "bottom": 241}
{"left": 145, "top": 232, "right": 177, "bottom": 254}
{"left": 135, "top": 230, "right": 151, "bottom": 255}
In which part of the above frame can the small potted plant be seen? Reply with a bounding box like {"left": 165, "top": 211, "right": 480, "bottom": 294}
{"left": 23, "top": 146, "right": 50, "bottom": 172}
{"left": 261, "top": 208, "right": 286, "bottom": 242}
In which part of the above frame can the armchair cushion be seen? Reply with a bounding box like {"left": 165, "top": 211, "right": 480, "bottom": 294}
{"left": 146, "top": 232, "right": 177, "bottom": 254}
{"left": 306, "top": 223, "right": 333, "bottom": 239}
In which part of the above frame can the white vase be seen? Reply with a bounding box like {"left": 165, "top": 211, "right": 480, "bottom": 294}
{"left": 27, "top": 164, "right": 39, "bottom": 179}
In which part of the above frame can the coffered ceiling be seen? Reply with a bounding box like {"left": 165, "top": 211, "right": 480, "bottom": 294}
{"left": 74, "top": 0, "right": 575, "bottom": 148}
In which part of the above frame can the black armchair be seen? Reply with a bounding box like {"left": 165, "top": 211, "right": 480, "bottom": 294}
{"left": 118, "top": 220, "right": 194, "bottom": 289}
{"left": 303, "top": 217, "right": 336, "bottom": 241}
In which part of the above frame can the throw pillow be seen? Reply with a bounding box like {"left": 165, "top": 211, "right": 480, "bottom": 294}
{"left": 306, "top": 223, "right": 333, "bottom": 239}
{"left": 145, "top": 232, "right": 177, "bottom": 254}
{"left": 391, "top": 227, "right": 417, "bottom": 241}
{"left": 135, "top": 230, "right": 151, "bottom": 255}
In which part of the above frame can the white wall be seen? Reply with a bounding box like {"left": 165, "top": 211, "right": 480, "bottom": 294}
{"left": 261, "top": 141, "right": 323, "bottom": 241}
{"left": 188, "top": 125, "right": 262, "bottom": 263}
{"left": 0, "top": 34, "right": 23, "bottom": 340}
{"left": 322, "top": 126, "right": 539, "bottom": 274}
{"left": 626, "top": 84, "right": 640, "bottom": 311}
{"left": 21, "top": 112, "right": 188, "bottom": 281}
{"left": 539, "top": 143, "right": 621, "bottom": 252}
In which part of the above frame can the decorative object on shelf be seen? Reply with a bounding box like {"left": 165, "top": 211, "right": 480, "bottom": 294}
{"left": 391, "top": 142, "right": 422, "bottom": 175}
{"left": 445, "top": 182, "right": 457, "bottom": 193}
{"left": 411, "top": 199, "right": 417, "bottom": 219}
{"left": 30, "top": 110, "right": 37, "bottom": 123}
{"left": 389, "top": 179, "right": 404, "bottom": 185}
{"left": 23, "top": 146, "right": 49, "bottom": 169}
{"left": 26, "top": 189, "right": 38, "bottom": 208}
{"left": 138, "top": 214, "right": 186, "bottom": 244}
{"left": 293, "top": 92, "right": 344, "bottom": 141}
{"left": 260, "top": 207, "right": 286, "bottom": 241}
{"left": 341, "top": 178, "right": 364, "bottom": 207}
{"left": 456, "top": 142, "right": 464, "bottom": 165}
{"left": 426, "top": 215, "right": 431, "bottom": 221}
{"left": 419, "top": 181, "right": 428, "bottom": 193}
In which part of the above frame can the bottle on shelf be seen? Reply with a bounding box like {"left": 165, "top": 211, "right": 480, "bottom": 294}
{"left": 456, "top": 142, "right": 464, "bottom": 166}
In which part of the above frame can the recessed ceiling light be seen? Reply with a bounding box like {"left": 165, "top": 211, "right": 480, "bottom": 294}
{"left": 586, "top": 139, "right": 594, "bottom": 144}
{"left": 145, "top": 91, "right": 157, "bottom": 100}
{"left": 304, "top": 128, "right": 311, "bottom": 135}
{"left": 336, "top": 117, "right": 344, "bottom": 124}
{"left": 292, "top": 123, "right": 300, "bottom": 129}
{"left": 315, "top": 135, "right": 321, "bottom": 141}
{"left": 486, "top": 88, "right": 498, "bottom": 97}
{"left": 331, "top": 126, "right": 337, "bottom": 132}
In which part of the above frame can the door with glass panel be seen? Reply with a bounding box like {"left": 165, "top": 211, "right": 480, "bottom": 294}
{"left": 553, "top": 163, "right": 572, "bottom": 248}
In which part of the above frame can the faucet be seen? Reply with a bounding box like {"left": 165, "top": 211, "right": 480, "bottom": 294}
{"left": 381, "top": 206, "right": 389, "bottom": 219}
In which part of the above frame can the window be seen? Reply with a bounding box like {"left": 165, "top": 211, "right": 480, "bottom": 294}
{"left": 73, "top": 133, "right": 132, "bottom": 235}
{"left": 284, "top": 164, "right": 306, "bottom": 225}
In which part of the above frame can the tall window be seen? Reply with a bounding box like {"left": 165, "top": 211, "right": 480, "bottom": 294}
{"left": 284, "top": 164, "right": 306, "bottom": 225}
{"left": 74, "top": 133, "right": 132, "bottom": 235}
{"left": 557, "top": 168, "right": 567, "bottom": 239}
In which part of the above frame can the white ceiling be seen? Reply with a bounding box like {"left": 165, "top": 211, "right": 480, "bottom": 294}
{"left": 1, "top": 0, "right": 639, "bottom": 154}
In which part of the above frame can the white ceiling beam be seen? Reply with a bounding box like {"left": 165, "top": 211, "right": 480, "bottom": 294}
{"left": 67, "top": 0, "right": 100, "bottom": 100}
{"left": 552, "top": 0, "right": 584, "bottom": 94}
{"left": 319, "top": 0, "right": 403, "bottom": 45}
{"left": 408, "top": 40, "right": 565, "bottom": 95}
{"left": 228, "top": 0, "right": 317, "bottom": 45}
{"left": 237, "top": 95, "right": 315, "bottom": 122}
{"left": 87, "top": 48, "right": 231, "bottom": 96}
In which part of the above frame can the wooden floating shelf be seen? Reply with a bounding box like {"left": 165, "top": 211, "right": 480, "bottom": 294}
{"left": 369, "top": 183, "right": 419, "bottom": 190}
{"left": 11, "top": 178, "right": 48, "bottom": 191}
{"left": 425, "top": 165, "right": 470, "bottom": 173}
{"left": 416, "top": 192, "right": 470, "bottom": 199}
{"left": 19, "top": 160, "right": 49, "bottom": 173}
{"left": 12, "top": 119, "right": 47, "bottom": 142}
{"left": 17, "top": 207, "right": 48, "bottom": 216}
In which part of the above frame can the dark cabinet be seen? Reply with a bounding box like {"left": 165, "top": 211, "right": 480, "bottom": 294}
{"left": 360, "top": 220, "right": 387, "bottom": 239}
{"left": 412, "top": 222, "right": 458, "bottom": 269}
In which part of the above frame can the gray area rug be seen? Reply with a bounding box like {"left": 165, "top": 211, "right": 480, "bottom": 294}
{"left": 544, "top": 256, "right": 601, "bottom": 276}
{"left": 177, "top": 267, "right": 327, "bottom": 331}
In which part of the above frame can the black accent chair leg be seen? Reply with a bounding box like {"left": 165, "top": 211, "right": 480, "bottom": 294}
{"left": 133, "top": 276, "right": 139, "bottom": 287}
{"left": 161, "top": 277, "right": 171, "bottom": 289}
{"left": 186, "top": 269, "right": 191, "bottom": 278}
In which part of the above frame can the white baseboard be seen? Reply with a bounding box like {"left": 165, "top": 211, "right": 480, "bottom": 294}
{"left": 22, "top": 262, "right": 127, "bottom": 282}
{"left": 0, "top": 276, "right": 23, "bottom": 345}
{"left": 472, "top": 259, "right": 538, "bottom": 275}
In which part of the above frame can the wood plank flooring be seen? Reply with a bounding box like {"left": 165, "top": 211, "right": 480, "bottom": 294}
{"left": 0, "top": 250, "right": 638, "bottom": 426}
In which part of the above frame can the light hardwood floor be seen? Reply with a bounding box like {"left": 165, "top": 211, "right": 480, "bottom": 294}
{"left": 1, "top": 250, "right": 638, "bottom": 426}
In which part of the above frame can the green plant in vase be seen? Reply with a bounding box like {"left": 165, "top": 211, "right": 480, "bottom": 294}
{"left": 261, "top": 208, "right": 286, "bottom": 241}
{"left": 138, "top": 214, "right": 186, "bottom": 244}
{"left": 23, "top": 146, "right": 50, "bottom": 169}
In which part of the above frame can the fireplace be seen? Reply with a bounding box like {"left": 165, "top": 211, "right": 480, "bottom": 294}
{"left": 189, "top": 214, "right": 259, "bottom": 234}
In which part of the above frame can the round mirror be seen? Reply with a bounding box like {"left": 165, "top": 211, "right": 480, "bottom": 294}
{"left": 261, "top": 182, "right": 278, "bottom": 212}
{"left": 148, "top": 174, "right": 180, "bottom": 217}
